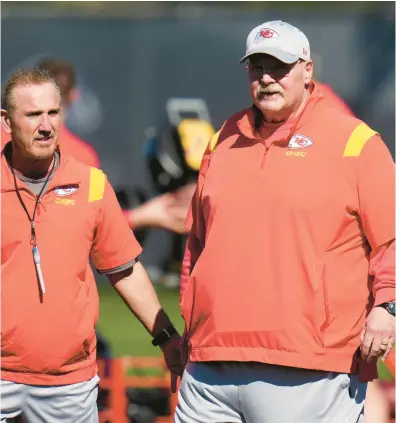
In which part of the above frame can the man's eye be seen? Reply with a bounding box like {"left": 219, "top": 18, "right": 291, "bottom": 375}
{"left": 278, "top": 65, "right": 293, "bottom": 73}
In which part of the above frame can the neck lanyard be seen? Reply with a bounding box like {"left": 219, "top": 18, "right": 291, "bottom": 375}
{"left": 10, "top": 156, "right": 57, "bottom": 295}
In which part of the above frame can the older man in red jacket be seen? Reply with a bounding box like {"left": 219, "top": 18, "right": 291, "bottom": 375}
{"left": 175, "top": 20, "right": 395, "bottom": 423}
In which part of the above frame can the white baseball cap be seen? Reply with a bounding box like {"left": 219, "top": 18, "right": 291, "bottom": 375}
{"left": 239, "top": 20, "right": 311, "bottom": 64}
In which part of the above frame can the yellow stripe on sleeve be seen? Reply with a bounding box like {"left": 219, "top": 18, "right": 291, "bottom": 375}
{"left": 343, "top": 123, "right": 377, "bottom": 157}
{"left": 88, "top": 167, "right": 106, "bottom": 202}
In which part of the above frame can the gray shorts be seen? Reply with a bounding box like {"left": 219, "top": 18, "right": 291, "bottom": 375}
{"left": 174, "top": 362, "right": 367, "bottom": 423}
{"left": 0, "top": 375, "right": 99, "bottom": 423}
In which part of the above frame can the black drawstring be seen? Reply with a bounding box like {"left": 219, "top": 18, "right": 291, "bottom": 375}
{"left": 10, "top": 156, "right": 56, "bottom": 246}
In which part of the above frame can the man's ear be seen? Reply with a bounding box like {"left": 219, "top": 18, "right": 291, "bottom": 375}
{"left": 1, "top": 109, "right": 12, "bottom": 134}
{"left": 303, "top": 60, "right": 313, "bottom": 85}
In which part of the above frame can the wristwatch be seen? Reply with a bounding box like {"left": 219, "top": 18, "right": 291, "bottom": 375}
{"left": 377, "top": 301, "right": 396, "bottom": 317}
{"left": 151, "top": 325, "right": 177, "bottom": 347}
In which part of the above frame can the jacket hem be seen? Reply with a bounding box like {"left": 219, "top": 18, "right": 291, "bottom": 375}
{"left": 189, "top": 346, "right": 357, "bottom": 374}
{"left": 0, "top": 364, "right": 98, "bottom": 386}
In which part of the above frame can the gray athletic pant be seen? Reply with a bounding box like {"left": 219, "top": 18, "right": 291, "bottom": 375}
{"left": 0, "top": 375, "right": 99, "bottom": 423}
{"left": 174, "top": 362, "right": 367, "bottom": 423}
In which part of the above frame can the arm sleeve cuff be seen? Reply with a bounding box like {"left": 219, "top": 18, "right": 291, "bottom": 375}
{"left": 374, "top": 287, "right": 396, "bottom": 307}
{"left": 97, "top": 257, "right": 139, "bottom": 275}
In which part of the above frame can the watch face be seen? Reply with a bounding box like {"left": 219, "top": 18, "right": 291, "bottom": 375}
{"left": 389, "top": 302, "right": 396, "bottom": 316}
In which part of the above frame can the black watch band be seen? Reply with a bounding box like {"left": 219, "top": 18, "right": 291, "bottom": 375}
{"left": 378, "top": 301, "right": 396, "bottom": 317}
{"left": 151, "top": 325, "right": 177, "bottom": 347}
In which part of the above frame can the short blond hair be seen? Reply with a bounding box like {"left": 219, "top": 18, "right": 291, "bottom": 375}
{"left": 1, "top": 67, "right": 61, "bottom": 112}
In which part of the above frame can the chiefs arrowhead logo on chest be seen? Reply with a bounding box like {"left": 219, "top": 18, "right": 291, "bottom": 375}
{"left": 288, "top": 134, "right": 314, "bottom": 149}
{"left": 54, "top": 186, "right": 78, "bottom": 196}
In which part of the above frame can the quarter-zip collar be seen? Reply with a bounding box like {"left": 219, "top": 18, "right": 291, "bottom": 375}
{"left": 1, "top": 142, "right": 83, "bottom": 194}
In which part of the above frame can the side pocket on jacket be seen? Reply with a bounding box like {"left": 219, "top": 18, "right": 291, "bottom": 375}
{"left": 315, "top": 263, "right": 330, "bottom": 348}
{"left": 320, "top": 264, "right": 330, "bottom": 340}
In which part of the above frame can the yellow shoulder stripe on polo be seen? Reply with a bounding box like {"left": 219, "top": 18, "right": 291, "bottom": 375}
{"left": 343, "top": 123, "right": 377, "bottom": 157}
{"left": 209, "top": 131, "right": 221, "bottom": 152}
{"left": 88, "top": 167, "right": 106, "bottom": 202}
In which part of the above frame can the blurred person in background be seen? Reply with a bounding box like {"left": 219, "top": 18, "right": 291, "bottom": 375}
{"left": 1, "top": 67, "right": 183, "bottom": 423}
{"left": 37, "top": 57, "right": 101, "bottom": 168}
{"left": 175, "top": 20, "right": 395, "bottom": 423}
{"left": 123, "top": 182, "right": 196, "bottom": 235}
{"left": 121, "top": 104, "right": 215, "bottom": 288}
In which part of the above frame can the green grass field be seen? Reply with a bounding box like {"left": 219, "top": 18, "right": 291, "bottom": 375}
{"left": 97, "top": 281, "right": 393, "bottom": 381}
{"left": 97, "top": 281, "right": 184, "bottom": 357}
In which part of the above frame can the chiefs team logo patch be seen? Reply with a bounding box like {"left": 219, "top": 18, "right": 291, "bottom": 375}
{"left": 288, "top": 134, "right": 314, "bottom": 149}
{"left": 54, "top": 186, "right": 78, "bottom": 197}
{"left": 254, "top": 28, "right": 279, "bottom": 43}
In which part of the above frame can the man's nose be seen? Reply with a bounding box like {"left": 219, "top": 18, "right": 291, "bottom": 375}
{"left": 38, "top": 114, "right": 52, "bottom": 132}
{"left": 261, "top": 71, "right": 275, "bottom": 84}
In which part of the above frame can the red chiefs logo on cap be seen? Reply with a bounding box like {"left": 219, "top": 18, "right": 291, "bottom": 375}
{"left": 260, "top": 29, "right": 276, "bottom": 38}
{"left": 254, "top": 28, "right": 279, "bottom": 44}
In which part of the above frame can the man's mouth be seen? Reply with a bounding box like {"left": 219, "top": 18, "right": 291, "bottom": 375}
{"left": 259, "top": 91, "right": 281, "bottom": 100}
{"left": 34, "top": 135, "right": 53, "bottom": 142}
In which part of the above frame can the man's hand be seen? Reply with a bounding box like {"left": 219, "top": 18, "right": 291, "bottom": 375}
{"left": 160, "top": 333, "right": 184, "bottom": 393}
{"left": 128, "top": 183, "right": 196, "bottom": 234}
{"left": 360, "top": 306, "right": 395, "bottom": 363}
